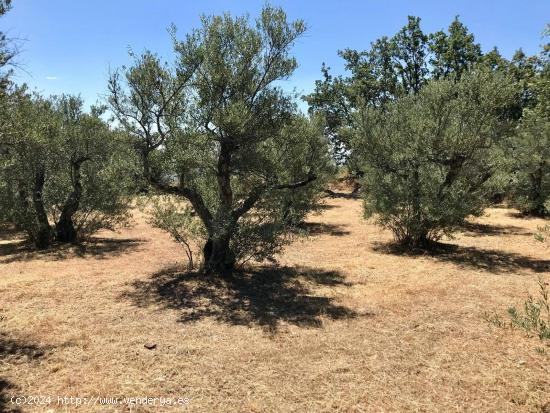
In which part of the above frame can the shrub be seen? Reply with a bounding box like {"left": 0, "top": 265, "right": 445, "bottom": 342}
{"left": 487, "top": 276, "right": 550, "bottom": 342}
{"left": 508, "top": 61, "right": 550, "bottom": 216}
{"left": 148, "top": 196, "right": 206, "bottom": 270}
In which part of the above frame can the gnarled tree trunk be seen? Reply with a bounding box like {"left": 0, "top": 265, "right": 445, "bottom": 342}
{"left": 201, "top": 140, "right": 238, "bottom": 277}
{"left": 203, "top": 234, "right": 236, "bottom": 277}
{"left": 55, "top": 158, "right": 86, "bottom": 243}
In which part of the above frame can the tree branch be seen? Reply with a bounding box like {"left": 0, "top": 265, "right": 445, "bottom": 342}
{"left": 232, "top": 173, "right": 317, "bottom": 220}
{"left": 148, "top": 175, "right": 213, "bottom": 231}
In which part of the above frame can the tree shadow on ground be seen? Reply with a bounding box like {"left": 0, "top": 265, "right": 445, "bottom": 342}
{"left": 372, "top": 242, "right": 550, "bottom": 274}
{"left": 294, "top": 222, "right": 351, "bottom": 237}
{"left": 506, "top": 210, "right": 548, "bottom": 220}
{"left": 124, "top": 265, "right": 358, "bottom": 332}
{"left": 316, "top": 203, "right": 339, "bottom": 210}
{"left": 0, "top": 380, "right": 20, "bottom": 413}
{"left": 0, "top": 333, "right": 46, "bottom": 361}
{"left": 324, "top": 189, "right": 360, "bottom": 199}
{"left": 459, "top": 221, "right": 531, "bottom": 237}
{"left": 0, "top": 236, "right": 144, "bottom": 264}
{"left": 0, "top": 225, "right": 21, "bottom": 242}
{"left": 0, "top": 333, "right": 47, "bottom": 413}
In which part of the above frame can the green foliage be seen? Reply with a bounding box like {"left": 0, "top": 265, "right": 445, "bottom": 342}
{"left": 479, "top": 47, "right": 509, "bottom": 72}
{"left": 0, "top": 88, "right": 58, "bottom": 245}
{"left": 507, "top": 276, "right": 550, "bottom": 341}
{"left": 302, "top": 63, "right": 356, "bottom": 165}
{"left": 110, "top": 6, "right": 333, "bottom": 275}
{"left": 507, "top": 37, "right": 550, "bottom": 216}
{"left": 535, "top": 223, "right": 550, "bottom": 243}
{"left": 0, "top": 89, "right": 137, "bottom": 247}
{"left": 148, "top": 196, "right": 206, "bottom": 269}
{"left": 223, "top": 117, "right": 332, "bottom": 266}
{"left": 108, "top": 50, "right": 187, "bottom": 184}
{"left": 509, "top": 114, "right": 550, "bottom": 215}
{"left": 48, "top": 96, "right": 137, "bottom": 239}
{"left": 485, "top": 276, "right": 550, "bottom": 342}
{"left": 429, "top": 16, "right": 482, "bottom": 80}
{"left": 306, "top": 15, "right": 483, "bottom": 167}
{"left": 356, "top": 70, "right": 516, "bottom": 247}
{"left": 393, "top": 16, "right": 429, "bottom": 94}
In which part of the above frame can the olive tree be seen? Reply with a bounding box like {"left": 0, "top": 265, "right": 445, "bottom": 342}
{"left": 507, "top": 34, "right": 550, "bottom": 216}
{"left": 110, "top": 7, "right": 333, "bottom": 276}
{"left": 47, "top": 96, "right": 137, "bottom": 242}
{"left": 356, "top": 70, "right": 516, "bottom": 247}
{"left": 0, "top": 89, "right": 56, "bottom": 247}
{"left": 0, "top": 90, "right": 137, "bottom": 247}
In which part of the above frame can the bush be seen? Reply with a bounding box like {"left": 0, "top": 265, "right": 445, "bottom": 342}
{"left": 148, "top": 196, "right": 206, "bottom": 270}
{"left": 487, "top": 276, "right": 550, "bottom": 342}
{"left": 508, "top": 70, "right": 550, "bottom": 216}
{"left": 535, "top": 223, "right": 550, "bottom": 244}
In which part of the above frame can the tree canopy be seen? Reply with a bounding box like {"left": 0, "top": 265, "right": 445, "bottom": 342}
{"left": 110, "top": 6, "right": 333, "bottom": 275}
{"left": 305, "top": 15, "right": 484, "bottom": 167}
{"left": 356, "top": 70, "right": 516, "bottom": 246}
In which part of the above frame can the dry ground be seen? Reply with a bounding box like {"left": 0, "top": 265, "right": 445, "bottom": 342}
{"left": 0, "top": 195, "right": 549, "bottom": 412}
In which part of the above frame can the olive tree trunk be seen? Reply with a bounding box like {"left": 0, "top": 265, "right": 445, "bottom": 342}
{"left": 202, "top": 235, "right": 236, "bottom": 277}
{"left": 55, "top": 158, "right": 86, "bottom": 243}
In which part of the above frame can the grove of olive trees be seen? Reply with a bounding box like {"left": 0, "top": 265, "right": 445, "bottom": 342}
{"left": 306, "top": 15, "right": 550, "bottom": 246}
{"left": 1, "top": 5, "right": 550, "bottom": 411}
{"left": 0, "top": 5, "right": 548, "bottom": 267}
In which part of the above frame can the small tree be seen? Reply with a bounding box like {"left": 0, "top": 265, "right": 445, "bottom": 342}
{"left": 356, "top": 70, "right": 516, "bottom": 247}
{"left": 47, "top": 96, "right": 137, "bottom": 242}
{"left": 148, "top": 196, "right": 206, "bottom": 270}
{"left": 1, "top": 89, "right": 58, "bottom": 247}
{"left": 110, "top": 7, "right": 333, "bottom": 276}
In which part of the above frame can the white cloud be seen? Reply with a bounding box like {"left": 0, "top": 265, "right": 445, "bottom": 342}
{"left": 45, "top": 76, "right": 57, "bottom": 80}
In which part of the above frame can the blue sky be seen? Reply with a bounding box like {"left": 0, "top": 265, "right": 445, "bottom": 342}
{"left": 3, "top": 0, "right": 549, "bottom": 109}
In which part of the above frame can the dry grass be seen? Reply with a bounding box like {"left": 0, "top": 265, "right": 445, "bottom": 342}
{"left": 0, "top": 195, "right": 549, "bottom": 412}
